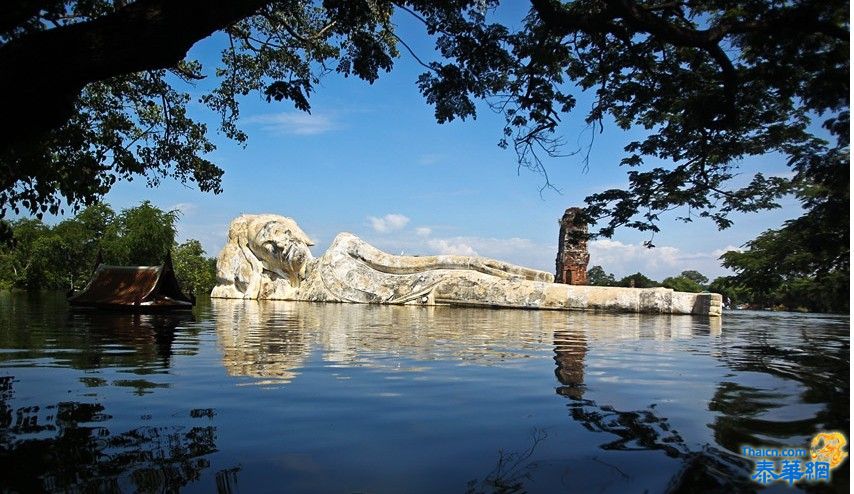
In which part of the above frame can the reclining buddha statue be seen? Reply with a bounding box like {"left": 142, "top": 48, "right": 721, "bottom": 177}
{"left": 211, "top": 214, "right": 721, "bottom": 316}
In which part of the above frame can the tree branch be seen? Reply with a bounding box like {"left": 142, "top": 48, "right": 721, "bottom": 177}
{"left": 391, "top": 31, "right": 435, "bottom": 72}
{"left": 0, "top": 0, "right": 272, "bottom": 151}
{"left": 531, "top": 0, "right": 739, "bottom": 124}
{"left": 0, "top": 0, "right": 63, "bottom": 35}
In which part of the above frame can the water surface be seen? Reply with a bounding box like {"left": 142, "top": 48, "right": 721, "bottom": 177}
{"left": 0, "top": 292, "right": 848, "bottom": 493}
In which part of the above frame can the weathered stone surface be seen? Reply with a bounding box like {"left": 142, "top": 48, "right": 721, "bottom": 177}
{"left": 211, "top": 214, "right": 722, "bottom": 316}
{"left": 555, "top": 207, "right": 590, "bottom": 285}
{"left": 211, "top": 214, "right": 314, "bottom": 300}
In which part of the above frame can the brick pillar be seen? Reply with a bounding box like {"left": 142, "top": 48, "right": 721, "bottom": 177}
{"left": 555, "top": 208, "right": 590, "bottom": 285}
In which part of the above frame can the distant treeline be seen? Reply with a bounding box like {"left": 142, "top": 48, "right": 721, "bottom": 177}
{"left": 587, "top": 266, "right": 710, "bottom": 293}
{"left": 0, "top": 202, "right": 216, "bottom": 296}
{"left": 587, "top": 264, "right": 847, "bottom": 313}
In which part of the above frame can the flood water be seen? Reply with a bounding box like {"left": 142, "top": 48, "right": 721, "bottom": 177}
{"left": 0, "top": 292, "right": 848, "bottom": 493}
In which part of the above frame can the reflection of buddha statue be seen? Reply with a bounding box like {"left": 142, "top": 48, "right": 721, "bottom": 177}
{"left": 211, "top": 214, "right": 721, "bottom": 315}
{"left": 213, "top": 299, "right": 311, "bottom": 384}
{"left": 213, "top": 299, "right": 581, "bottom": 382}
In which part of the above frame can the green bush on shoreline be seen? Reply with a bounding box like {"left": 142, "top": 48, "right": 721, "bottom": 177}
{"left": 0, "top": 202, "right": 217, "bottom": 296}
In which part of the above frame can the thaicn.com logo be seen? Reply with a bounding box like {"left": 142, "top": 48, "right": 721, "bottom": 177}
{"left": 741, "top": 431, "right": 848, "bottom": 485}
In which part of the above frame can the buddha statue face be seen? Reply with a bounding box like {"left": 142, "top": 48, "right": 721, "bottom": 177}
{"left": 244, "top": 216, "right": 314, "bottom": 287}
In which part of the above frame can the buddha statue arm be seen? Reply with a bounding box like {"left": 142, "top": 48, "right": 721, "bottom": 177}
{"left": 333, "top": 233, "right": 554, "bottom": 282}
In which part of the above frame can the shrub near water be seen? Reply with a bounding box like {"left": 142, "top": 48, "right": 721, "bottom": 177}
{"left": 173, "top": 240, "right": 217, "bottom": 297}
{"left": 661, "top": 276, "right": 705, "bottom": 293}
{"left": 0, "top": 202, "right": 215, "bottom": 295}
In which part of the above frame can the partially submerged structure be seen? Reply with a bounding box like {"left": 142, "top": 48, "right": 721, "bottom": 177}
{"left": 210, "top": 214, "right": 722, "bottom": 316}
{"left": 68, "top": 253, "right": 193, "bottom": 312}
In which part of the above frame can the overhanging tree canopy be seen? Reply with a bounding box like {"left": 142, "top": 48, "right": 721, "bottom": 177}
{"left": 0, "top": 0, "right": 848, "bottom": 244}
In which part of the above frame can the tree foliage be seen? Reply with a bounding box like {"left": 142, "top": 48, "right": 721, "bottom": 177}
{"left": 0, "top": 202, "right": 215, "bottom": 295}
{"left": 0, "top": 0, "right": 401, "bottom": 217}
{"left": 411, "top": 0, "right": 847, "bottom": 240}
{"left": 0, "top": 0, "right": 847, "bottom": 244}
{"left": 0, "top": 218, "right": 50, "bottom": 288}
{"left": 172, "top": 239, "right": 217, "bottom": 296}
{"left": 661, "top": 275, "right": 704, "bottom": 293}
{"left": 719, "top": 187, "right": 849, "bottom": 312}
{"left": 0, "top": 216, "right": 98, "bottom": 290}
{"left": 586, "top": 265, "right": 616, "bottom": 286}
{"left": 708, "top": 276, "right": 749, "bottom": 307}
{"left": 617, "top": 272, "right": 658, "bottom": 288}
{"left": 660, "top": 270, "right": 708, "bottom": 293}
{"left": 679, "top": 270, "right": 708, "bottom": 286}
{"left": 101, "top": 201, "right": 177, "bottom": 266}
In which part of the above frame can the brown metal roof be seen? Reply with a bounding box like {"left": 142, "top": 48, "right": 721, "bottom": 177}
{"left": 69, "top": 257, "right": 192, "bottom": 308}
{"left": 69, "top": 265, "right": 163, "bottom": 305}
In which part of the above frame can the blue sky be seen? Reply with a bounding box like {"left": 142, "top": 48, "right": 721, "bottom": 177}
{"left": 60, "top": 7, "right": 803, "bottom": 280}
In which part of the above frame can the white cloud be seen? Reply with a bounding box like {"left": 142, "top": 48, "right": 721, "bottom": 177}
{"left": 170, "top": 202, "right": 197, "bottom": 215}
{"left": 426, "top": 239, "right": 478, "bottom": 256}
{"left": 447, "top": 237, "right": 549, "bottom": 263}
{"left": 415, "top": 227, "right": 432, "bottom": 237}
{"left": 243, "top": 112, "right": 335, "bottom": 135}
{"left": 588, "top": 239, "right": 734, "bottom": 280}
{"left": 711, "top": 245, "right": 742, "bottom": 257}
{"left": 368, "top": 213, "right": 410, "bottom": 233}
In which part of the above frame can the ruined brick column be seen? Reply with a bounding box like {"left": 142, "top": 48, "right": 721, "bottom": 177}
{"left": 555, "top": 207, "right": 590, "bottom": 285}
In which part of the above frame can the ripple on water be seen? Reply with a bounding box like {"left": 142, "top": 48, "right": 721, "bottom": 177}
{"left": 0, "top": 293, "right": 847, "bottom": 493}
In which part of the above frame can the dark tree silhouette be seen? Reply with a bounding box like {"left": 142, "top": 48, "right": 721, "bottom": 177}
{"left": 0, "top": 1, "right": 847, "bottom": 252}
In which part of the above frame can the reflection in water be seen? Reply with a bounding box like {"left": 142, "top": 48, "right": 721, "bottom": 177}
{"left": 0, "top": 292, "right": 197, "bottom": 372}
{"left": 553, "top": 318, "right": 756, "bottom": 493}
{"left": 0, "top": 292, "right": 203, "bottom": 395}
{"left": 0, "top": 375, "right": 218, "bottom": 493}
{"left": 77, "top": 311, "right": 195, "bottom": 368}
{"left": 466, "top": 428, "right": 548, "bottom": 494}
{"left": 213, "top": 299, "right": 566, "bottom": 382}
{"left": 71, "top": 312, "right": 195, "bottom": 395}
{"left": 706, "top": 314, "right": 851, "bottom": 491}
{"left": 0, "top": 292, "right": 227, "bottom": 493}
{"left": 710, "top": 319, "right": 850, "bottom": 452}
{"left": 554, "top": 327, "right": 586, "bottom": 401}
{"left": 212, "top": 301, "right": 848, "bottom": 491}
{"left": 215, "top": 466, "right": 242, "bottom": 494}
{"left": 0, "top": 293, "right": 847, "bottom": 493}
{"left": 215, "top": 300, "right": 310, "bottom": 384}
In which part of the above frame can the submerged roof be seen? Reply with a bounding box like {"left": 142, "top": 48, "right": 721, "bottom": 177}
{"left": 69, "top": 256, "right": 192, "bottom": 307}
